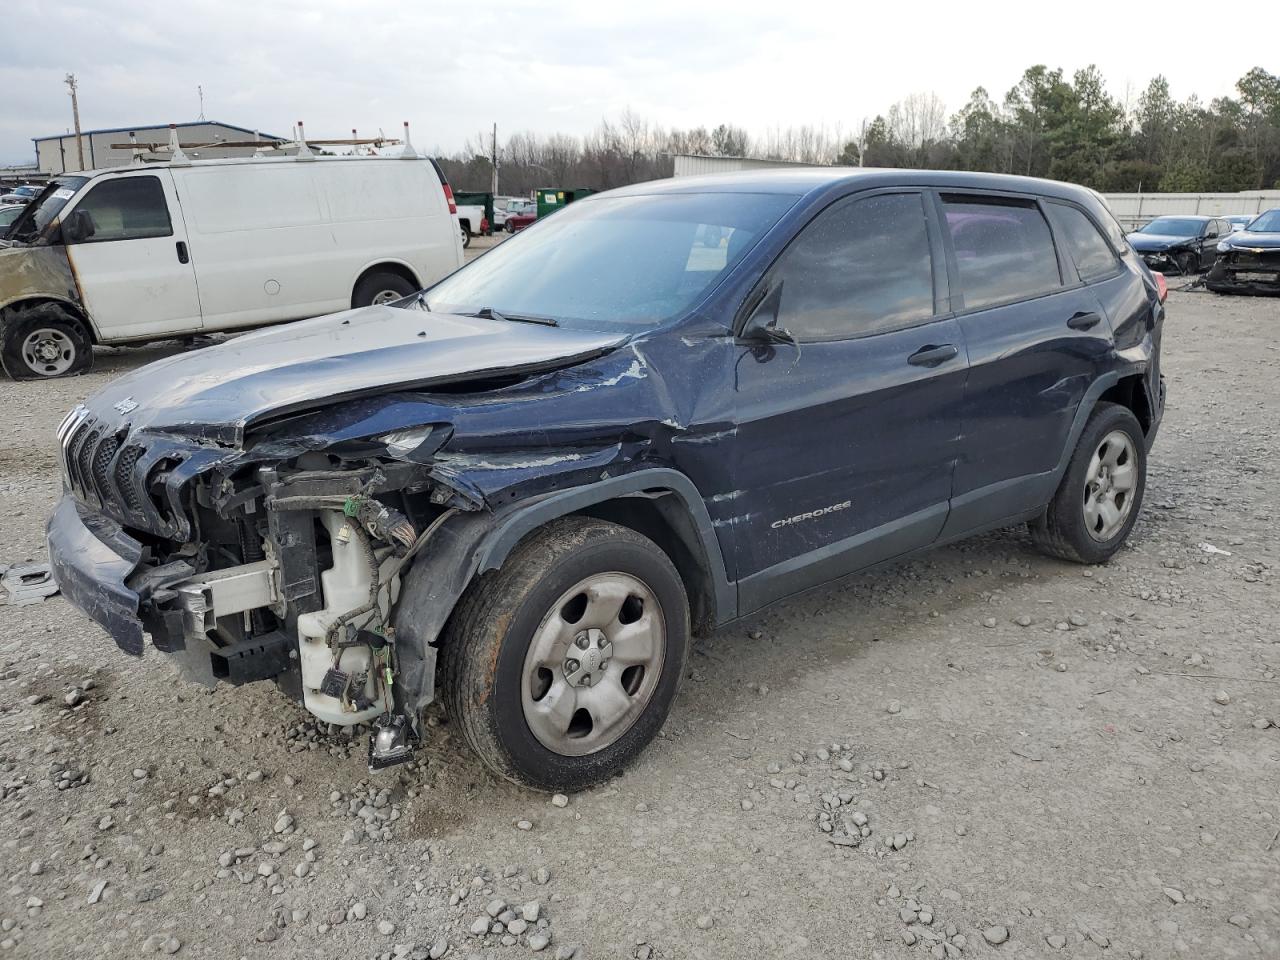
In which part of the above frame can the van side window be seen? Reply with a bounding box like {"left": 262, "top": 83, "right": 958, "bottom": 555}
{"left": 71, "top": 176, "right": 172, "bottom": 242}
{"left": 941, "top": 196, "right": 1061, "bottom": 310}
{"left": 1046, "top": 203, "right": 1120, "bottom": 283}
{"left": 774, "top": 192, "right": 935, "bottom": 341}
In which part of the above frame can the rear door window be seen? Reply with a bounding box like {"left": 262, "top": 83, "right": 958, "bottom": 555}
{"left": 773, "top": 191, "right": 936, "bottom": 341}
{"left": 941, "top": 196, "right": 1062, "bottom": 310}
{"left": 70, "top": 175, "right": 172, "bottom": 242}
{"left": 1046, "top": 203, "right": 1120, "bottom": 283}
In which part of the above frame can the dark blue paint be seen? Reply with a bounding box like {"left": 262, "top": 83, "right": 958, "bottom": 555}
{"left": 50, "top": 168, "right": 1165, "bottom": 653}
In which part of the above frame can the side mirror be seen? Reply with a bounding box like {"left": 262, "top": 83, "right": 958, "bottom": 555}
{"left": 61, "top": 209, "right": 95, "bottom": 244}
{"left": 740, "top": 279, "right": 795, "bottom": 344}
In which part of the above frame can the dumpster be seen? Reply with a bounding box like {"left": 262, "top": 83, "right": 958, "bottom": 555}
{"left": 535, "top": 187, "right": 596, "bottom": 220}
{"left": 454, "top": 191, "right": 495, "bottom": 236}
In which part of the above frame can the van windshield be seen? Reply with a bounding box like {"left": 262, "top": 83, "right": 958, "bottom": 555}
{"left": 4, "top": 177, "right": 89, "bottom": 242}
{"left": 423, "top": 192, "right": 796, "bottom": 331}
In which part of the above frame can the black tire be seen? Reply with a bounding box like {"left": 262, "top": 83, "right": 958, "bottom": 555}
{"left": 0, "top": 302, "right": 94, "bottom": 381}
{"left": 1175, "top": 251, "right": 1196, "bottom": 275}
{"left": 459, "top": 224, "right": 472, "bottom": 249}
{"left": 505, "top": 221, "right": 516, "bottom": 234}
{"left": 1030, "top": 402, "right": 1147, "bottom": 564}
{"left": 439, "top": 517, "right": 690, "bottom": 792}
{"left": 352, "top": 271, "right": 416, "bottom": 308}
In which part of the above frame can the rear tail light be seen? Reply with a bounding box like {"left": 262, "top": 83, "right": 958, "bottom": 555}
{"left": 442, "top": 183, "right": 457, "bottom": 215}
{"left": 1154, "top": 272, "right": 1168, "bottom": 303}
{"left": 480, "top": 217, "right": 489, "bottom": 234}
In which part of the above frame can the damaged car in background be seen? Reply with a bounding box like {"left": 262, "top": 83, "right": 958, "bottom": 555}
{"left": 1206, "top": 207, "right": 1280, "bottom": 295}
{"left": 48, "top": 170, "right": 1165, "bottom": 791}
{"left": 1124, "top": 214, "right": 1227, "bottom": 275}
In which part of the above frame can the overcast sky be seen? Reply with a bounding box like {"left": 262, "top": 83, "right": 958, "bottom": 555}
{"left": 1, "top": 0, "right": 1253, "bottom": 165}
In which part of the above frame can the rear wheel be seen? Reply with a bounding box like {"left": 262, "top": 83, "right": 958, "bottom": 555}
{"left": 0, "top": 303, "right": 93, "bottom": 380}
{"left": 352, "top": 271, "right": 416, "bottom": 308}
{"left": 440, "top": 517, "right": 689, "bottom": 792}
{"left": 1031, "top": 403, "right": 1146, "bottom": 564}
{"left": 459, "top": 224, "right": 472, "bottom": 248}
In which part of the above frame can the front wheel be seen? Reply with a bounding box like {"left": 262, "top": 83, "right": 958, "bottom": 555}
{"left": 1030, "top": 402, "right": 1146, "bottom": 564}
{"left": 0, "top": 303, "right": 94, "bottom": 381}
{"left": 440, "top": 517, "right": 689, "bottom": 792}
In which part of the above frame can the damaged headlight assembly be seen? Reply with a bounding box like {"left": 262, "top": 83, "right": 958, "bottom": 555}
{"left": 377, "top": 425, "right": 437, "bottom": 460}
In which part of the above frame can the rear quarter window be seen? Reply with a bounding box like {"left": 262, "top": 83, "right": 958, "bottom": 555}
{"left": 941, "top": 196, "right": 1061, "bottom": 310}
{"left": 1046, "top": 203, "right": 1120, "bottom": 283}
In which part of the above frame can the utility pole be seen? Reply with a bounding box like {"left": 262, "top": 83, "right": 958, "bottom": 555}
{"left": 490, "top": 122, "right": 499, "bottom": 195}
{"left": 198, "top": 85, "right": 206, "bottom": 121}
{"left": 65, "top": 73, "right": 85, "bottom": 171}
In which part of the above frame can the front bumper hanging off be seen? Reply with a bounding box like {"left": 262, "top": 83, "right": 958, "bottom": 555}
{"left": 47, "top": 495, "right": 148, "bottom": 654}
{"left": 47, "top": 494, "right": 290, "bottom": 685}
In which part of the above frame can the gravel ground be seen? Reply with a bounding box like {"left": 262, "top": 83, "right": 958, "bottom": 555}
{"left": 0, "top": 288, "right": 1276, "bottom": 960}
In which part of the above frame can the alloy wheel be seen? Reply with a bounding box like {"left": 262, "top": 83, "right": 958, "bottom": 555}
{"left": 1083, "top": 429, "right": 1137, "bottom": 541}
{"left": 520, "top": 572, "right": 666, "bottom": 757}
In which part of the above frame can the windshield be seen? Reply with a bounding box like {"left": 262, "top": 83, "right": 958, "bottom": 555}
{"left": 6, "top": 176, "right": 89, "bottom": 242}
{"left": 424, "top": 192, "right": 796, "bottom": 331}
{"left": 1137, "top": 217, "right": 1203, "bottom": 237}
{"left": 1246, "top": 209, "right": 1280, "bottom": 233}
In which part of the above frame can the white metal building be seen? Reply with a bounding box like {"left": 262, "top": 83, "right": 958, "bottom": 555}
{"left": 33, "top": 121, "right": 287, "bottom": 174}
{"left": 672, "top": 154, "right": 817, "bottom": 177}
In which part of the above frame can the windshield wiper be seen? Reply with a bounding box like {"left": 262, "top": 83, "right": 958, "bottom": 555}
{"left": 470, "top": 306, "right": 558, "bottom": 327}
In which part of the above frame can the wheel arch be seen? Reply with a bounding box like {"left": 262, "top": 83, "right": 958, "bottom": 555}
{"left": 349, "top": 260, "right": 422, "bottom": 308}
{"left": 475, "top": 469, "right": 734, "bottom": 636}
{"left": 392, "top": 469, "right": 734, "bottom": 717}
{"left": 1096, "top": 372, "right": 1153, "bottom": 435}
{"left": 0, "top": 296, "right": 98, "bottom": 343}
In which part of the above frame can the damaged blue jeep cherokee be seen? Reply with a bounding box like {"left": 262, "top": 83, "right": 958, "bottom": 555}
{"left": 47, "top": 170, "right": 1165, "bottom": 791}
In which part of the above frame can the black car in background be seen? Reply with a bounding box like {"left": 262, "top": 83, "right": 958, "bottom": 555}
{"left": 1126, "top": 215, "right": 1229, "bottom": 274}
{"left": 1207, "top": 208, "right": 1280, "bottom": 295}
{"left": 0, "top": 184, "right": 40, "bottom": 206}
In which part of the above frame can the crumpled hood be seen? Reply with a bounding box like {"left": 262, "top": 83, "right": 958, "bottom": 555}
{"left": 1222, "top": 231, "right": 1280, "bottom": 250}
{"left": 1127, "top": 233, "right": 1193, "bottom": 252}
{"left": 84, "top": 305, "right": 626, "bottom": 446}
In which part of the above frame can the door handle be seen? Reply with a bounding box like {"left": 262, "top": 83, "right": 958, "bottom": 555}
{"left": 1067, "top": 311, "right": 1102, "bottom": 330}
{"left": 175, "top": 241, "right": 189, "bottom": 264}
{"left": 907, "top": 343, "right": 958, "bottom": 367}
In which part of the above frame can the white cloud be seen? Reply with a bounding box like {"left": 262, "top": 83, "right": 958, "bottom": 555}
{"left": 0, "top": 0, "right": 1251, "bottom": 164}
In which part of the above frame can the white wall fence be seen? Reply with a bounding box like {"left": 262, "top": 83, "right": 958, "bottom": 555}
{"left": 672, "top": 155, "right": 1280, "bottom": 228}
{"left": 1103, "top": 191, "right": 1280, "bottom": 228}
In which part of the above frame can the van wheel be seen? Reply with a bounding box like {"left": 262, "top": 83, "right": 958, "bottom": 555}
{"left": 459, "top": 224, "right": 472, "bottom": 249}
{"left": 0, "top": 303, "right": 93, "bottom": 381}
{"left": 440, "top": 517, "right": 689, "bottom": 792}
{"left": 352, "top": 271, "right": 416, "bottom": 308}
{"left": 1031, "top": 403, "right": 1146, "bottom": 564}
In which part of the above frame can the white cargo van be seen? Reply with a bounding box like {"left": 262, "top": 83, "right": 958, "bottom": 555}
{"left": 0, "top": 154, "right": 463, "bottom": 379}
